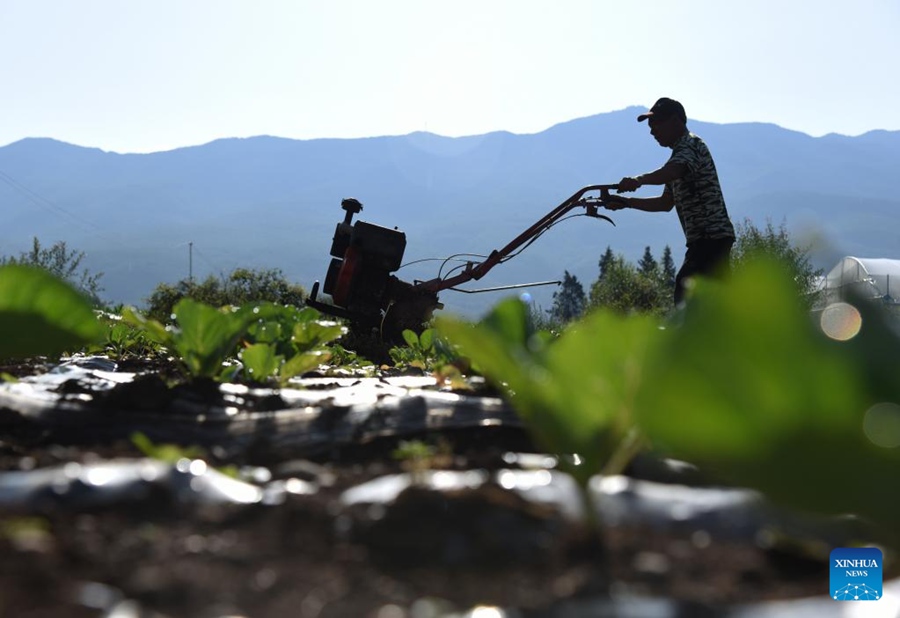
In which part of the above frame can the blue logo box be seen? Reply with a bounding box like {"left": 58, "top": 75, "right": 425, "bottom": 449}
{"left": 830, "top": 547, "right": 883, "bottom": 601}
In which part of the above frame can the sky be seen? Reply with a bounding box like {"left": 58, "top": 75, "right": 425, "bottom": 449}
{"left": 1, "top": 0, "right": 898, "bottom": 154}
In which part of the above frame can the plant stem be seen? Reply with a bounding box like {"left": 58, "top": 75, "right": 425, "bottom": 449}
{"left": 600, "top": 427, "right": 647, "bottom": 477}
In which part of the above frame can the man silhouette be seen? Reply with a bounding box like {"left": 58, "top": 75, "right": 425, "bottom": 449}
{"left": 606, "top": 98, "right": 735, "bottom": 306}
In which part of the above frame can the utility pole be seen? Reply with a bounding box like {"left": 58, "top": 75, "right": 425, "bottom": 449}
{"left": 189, "top": 242, "right": 193, "bottom": 285}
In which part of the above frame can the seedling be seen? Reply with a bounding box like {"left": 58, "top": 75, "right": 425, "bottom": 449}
{"left": 239, "top": 343, "right": 283, "bottom": 383}
{"left": 437, "top": 296, "right": 660, "bottom": 530}
{"left": 326, "top": 343, "right": 372, "bottom": 368}
{"left": 123, "top": 300, "right": 346, "bottom": 382}
{"left": 91, "top": 314, "right": 165, "bottom": 360}
{"left": 131, "top": 431, "right": 206, "bottom": 464}
{"left": 392, "top": 438, "right": 453, "bottom": 482}
{"left": 123, "top": 299, "right": 256, "bottom": 378}
{"left": 387, "top": 328, "right": 464, "bottom": 376}
{"left": 241, "top": 305, "right": 347, "bottom": 384}
{"left": 131, "top": 432, "right": 239, "bottom": 478}
{"left": 388, "top": 328, "right": 436, "bottom": 368}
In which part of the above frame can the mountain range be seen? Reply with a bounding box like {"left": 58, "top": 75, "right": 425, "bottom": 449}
{"left": 1, "top": 106, "right": 898, "bottom": 318}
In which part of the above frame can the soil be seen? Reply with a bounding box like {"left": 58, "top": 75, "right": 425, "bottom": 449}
{"left": 0, "top": 357, "right": 884, "bottom": 618}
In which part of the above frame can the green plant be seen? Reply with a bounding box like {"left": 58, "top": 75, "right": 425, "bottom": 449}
{"left": 437, "top": 298, "right": 659, "bottom": 488}
{"left": 131, "top": 432, "right": 240, "bottom": 478}
{"left": 144, "top": 267, "right": 306, "bottom": 323}
{"left": 388, "top": 328, "right": 435, "bottom": 368}
{"left": 238, "top": 304, "right": 346, "bottom": 384}
{"left": 239, "top": 317, "right": 346, "bottom": 385}
{"left": 326, "top": 342, "right": 373, "bottom": 369}
{"left": 547, "top": 270, "right": 587, "bottom": 325}
{"left": 131, "top": 432, "right": 206, "bottom": 464}
{"left": 124, "top": 299, "right": 346, "bottom": 383}
{"left": 89, "top": 313, "right": 165, "bottom": 360}
{"left": 0, "top": 517, "right": 52, "bottom": 550}
{"left": 732, "top": 217, "right": 823, "bottom": 303}
{"left": 392, "top": 439, "right": 437, "bottom": 476}
{"left": 0, "top": 265, "right": 104, "bottom": 361}
{"left": 440, "top": 259, "right": 900, "bottom": 543}
{"left": 634, "top": 260, "right": 900, "bottom": 539}
{"left": 1, "top": 237, "right": 104, "bottom": 303}
{"left": 392, "top": 438, "right": 453, "bottom": 480}
{"left": 239, "top": 343, "right": 284, "bottom": 383}
{"left": 387, "top": 328, "right": 462, "bottom": 372}
{"left": 438, "top": 299, "right": 660, "bottom": 533}
{"left": 589, "top": 245, "right": 675, "bottom": 317}
{"left": 589, "top": 251, "right": 671, "bottom": 316}
{"left": 123, "top": 299, "right": 261, "bottom": 379}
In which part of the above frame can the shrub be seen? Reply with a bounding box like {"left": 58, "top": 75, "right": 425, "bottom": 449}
{"left": 144, "top": 267, "right": 306, "bottom": 322}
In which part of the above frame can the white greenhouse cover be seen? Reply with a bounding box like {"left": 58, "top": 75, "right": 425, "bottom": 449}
{"left": 824, "top": 257, "right": 900, "bottom": 300}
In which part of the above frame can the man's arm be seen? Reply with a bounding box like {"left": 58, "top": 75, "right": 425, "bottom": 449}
{"left": 605, "top": 189, "right": 674, "bottom": 213}
{"left": 618, "top": 161, "right": 688, "bottom": 192}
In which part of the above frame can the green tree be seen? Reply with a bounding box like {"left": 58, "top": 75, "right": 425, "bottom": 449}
{"left": 598, "top": 246, "right": 615, "bottom": 279}
{"left": 548, "top": 270, "right": 586, "bottom": 324}
{"left": 732, "top": 218, "right": 823, "bottom": 304}
{"left": 637, "top": 246, "right": 658, "bottom": 278}
{"left": 144, "top": 267, "right": 306, "bottom": 322}
{"left": 661, "top": 245, "right": 676, "bottom": 290}
{"left": 589, "top": 247, "right": 674, "bottom": 316}
{"left": 223, "top": 268, "right": 306, "bottom": 306}
{"left": 589, "top": 252, "right": 668, "bottom": 315}
{"left": 0, "top": 237, "right": 103, "bottom": 303}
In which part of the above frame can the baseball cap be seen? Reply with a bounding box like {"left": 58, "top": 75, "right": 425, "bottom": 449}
{"left": 637, "top": 98, "right": 687, "bottom": 123}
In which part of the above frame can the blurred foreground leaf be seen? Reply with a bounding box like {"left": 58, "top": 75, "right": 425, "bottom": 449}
{"left": 0, "top": 265, "right": 102, "bottom": 360}
{"left": 438, "top": 297, "right": 660, "bottom": 487}
{"left": 636, "top": 260, "right": 900, "bottom": 534}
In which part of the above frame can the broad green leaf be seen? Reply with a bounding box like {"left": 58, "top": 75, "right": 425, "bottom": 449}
{"left": 241, "top": 343, "right": 283, "bottom": 382}
{"left": 438, "top": 297, "right": 660, "bottom": 486}
{"left": 294, "top": 306, "right": 323, "bottom": 322}
{"left": 122, "top": 301, "right": 344, "bottom": 381}
{"left": 281, "top": 349, "right": 331, "bottom": 382}
{"left": 247, "top": 319, "right": 284, "bottom": 346}
{"left": 419, "top": 328, "right": 434, "bottom": 351}
{"left": 122, "top": 306, "right": 173, "bottom": 347}
{"left": 437, "top": 299, "right": 534, "bottom": 391}
{"left": 402, "top": 329, "right": 419, "bottom": 349}
{"left": 291, "top": 319, "right": 347, "bottom": 352}
{"left": 538, "top": 311, "right": 660, "bottom": 481}
{"left": 0, "top": 265, "right": 103, "bottom": 359}
{"left": 636, "top": 260, "right": 900, "bottom": 532}
{"left": 243, "top": 303, "right": 318, "bottom": 357}
{"left": 481, "top": 296, "right": 535, "bottom": 347}
{"left": 172, "top": 299, "right": 251, "bottom": 377}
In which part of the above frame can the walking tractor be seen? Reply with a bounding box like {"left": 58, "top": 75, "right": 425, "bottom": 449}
{"left": 306, "top": 185, "right": 621, "bottom": 342}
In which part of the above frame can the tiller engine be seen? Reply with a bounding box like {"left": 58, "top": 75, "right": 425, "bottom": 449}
{"left": 307, "top": 185, "right": 620, "bottom": 342}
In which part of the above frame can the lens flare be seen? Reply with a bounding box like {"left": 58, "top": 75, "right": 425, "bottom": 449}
{"left": 820, "top": 302, "right": 862, "bottom": 341}
{"left": 863, "top": 402, "right": 900, "bottom": 448}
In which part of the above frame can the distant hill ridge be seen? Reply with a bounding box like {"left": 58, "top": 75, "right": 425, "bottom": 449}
{"left": 1, "top": 107, "right": 898, "bottom": 317}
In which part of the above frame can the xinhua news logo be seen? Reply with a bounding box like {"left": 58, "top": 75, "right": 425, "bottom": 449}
{"left": 830, "top": 547, "right": 883, "bottom": 601}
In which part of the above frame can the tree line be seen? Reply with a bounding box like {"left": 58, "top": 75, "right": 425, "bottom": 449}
{"left": 545, "top": 218, "right": 824, "bottom": 327}
{"left": 0, "top": 237, "right": 305, "bottom": 321}
{"left": 3, "top": 217, "right": 822, "bottom": 329}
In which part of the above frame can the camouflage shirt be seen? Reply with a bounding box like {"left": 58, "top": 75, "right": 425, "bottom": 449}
{"left": 665, "top": 132, "right": 735, "bottom": 244}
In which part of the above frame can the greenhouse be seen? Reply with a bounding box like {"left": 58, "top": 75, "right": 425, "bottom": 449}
{"left": 821, "top": 256, "right": 900, "bottom": 306}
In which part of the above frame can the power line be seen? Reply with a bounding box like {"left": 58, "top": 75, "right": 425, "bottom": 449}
{"left": 0, "top": 168, "right": 103, "bottom": 235}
